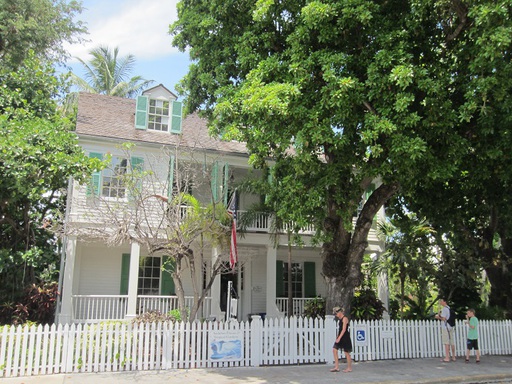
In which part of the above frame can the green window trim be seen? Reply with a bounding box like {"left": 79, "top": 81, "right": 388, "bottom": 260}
{"left": 276, "top": 260, "right": 284, "bottom": 297}
{"left": 87, "top": 152, "right": 103, "bottom": 196}
{"left": 135, "top": 96, "right": 148, "bottom": 130}
{"left": 223, "top": 162, "right": 229, "bottom": 205}
{"left": 161, "top": 256, "right": 176, "bottom": 295}
{"left": 120, "top": 253, "right": 130, "bottom": 295}
{"left": 211, "top": 161, "right": 219, "bottom": 201}
{"left": 170, "top": 100, "right": 182, "bottom": 134}
{"left": 129, "top": 156, "right": 144, "bottom": 199}
{"left": 168, "top": 154, "right": 175, "bottom": 199}
{"left": 264, "top": 167, "right": 273, "bottom": 204}
{"left": 304, "top": 262, "right": 316, "bottom": 298}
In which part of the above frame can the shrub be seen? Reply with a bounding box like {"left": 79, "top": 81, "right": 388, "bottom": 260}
{"left": 351, "top": 288, "right": 385, "bottom": 320}
{"left": 24, "top": 282, "right": 59, "bottom": 324}
{"left": 0, "top": 282, "right": 58, "bottom": 325}
{"left": 131, "top": 310, "right": 175, "bottom": 324}
{"left": 303, "top": 297, "right": 326, "bottom": 319}
{"left": 473, "top": 305, "right": 508, "bottom": 320}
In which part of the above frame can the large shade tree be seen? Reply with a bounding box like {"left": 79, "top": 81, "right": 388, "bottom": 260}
{"left": 401, "top": 130, "right": 512, "bottom": 317}
{"left": 171, "top": 0, "right": 512, "bottom": 314}
{"left": 0, "top": 54, "right": 100, "bottom": 304}
{"left": 0, "top": 0, "right": 85, "bottom": 68}
{"left": 0, "top": 1, "right": 95, "bottom": 310}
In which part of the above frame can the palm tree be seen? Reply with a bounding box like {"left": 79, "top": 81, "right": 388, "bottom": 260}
{"left": 71, "top": 45, "right": 153, "bottom": 97}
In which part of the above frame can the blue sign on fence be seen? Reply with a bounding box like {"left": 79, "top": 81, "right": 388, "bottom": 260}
{"left": 354, "top": 326, "right": 368, "bottom": 345}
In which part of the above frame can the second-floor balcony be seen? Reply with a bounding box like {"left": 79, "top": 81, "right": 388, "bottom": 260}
{"left": 68, "top": 206, "right": 317, "bottom": 236}
{"left": 236, "top": 210, "right": 315, "bottom": 235}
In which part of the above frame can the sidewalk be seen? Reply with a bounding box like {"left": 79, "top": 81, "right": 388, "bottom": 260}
{"left": 3, "top": 355, "right": 512, "bottom": 384}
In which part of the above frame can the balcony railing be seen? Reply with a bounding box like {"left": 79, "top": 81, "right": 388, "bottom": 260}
{"left": 237, "top": 211, "right": 315, "bottom": 235}
{"left": 72, "top": 295, "right": 211, "bottom": 323}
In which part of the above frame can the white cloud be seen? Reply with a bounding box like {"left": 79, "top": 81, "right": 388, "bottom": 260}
{"left": 66, "top": 0, "right": 180, "bottom": 62}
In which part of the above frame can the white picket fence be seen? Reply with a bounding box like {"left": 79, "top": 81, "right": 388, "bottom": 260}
{"left": 1, "top": 317, "right": 511, "bottom": 378}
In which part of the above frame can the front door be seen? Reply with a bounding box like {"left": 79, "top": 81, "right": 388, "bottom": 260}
{"left": 220, "top": 263, "right": 238, "bottom": 316}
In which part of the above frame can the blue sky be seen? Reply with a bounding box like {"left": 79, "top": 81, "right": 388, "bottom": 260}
{"left": 64, "top": 0, "right": 191, "bottom": 96}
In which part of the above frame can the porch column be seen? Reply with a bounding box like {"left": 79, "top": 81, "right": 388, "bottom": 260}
{"left": 265, "top": 245, "right": 281, "bottom": 318}
{"left": 210, "top": 247, "right": 222, "bottom": 320}
{"left": 125, "top": 242, "right": 140, "bottom": 320}
{"left": 57, "top": 236, "right": 77, "bottom": 325}
{"left": 375, "top": 252, "right": 390, "bottom": 319}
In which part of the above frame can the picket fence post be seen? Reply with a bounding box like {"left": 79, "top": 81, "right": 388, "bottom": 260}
{"left": 250, "top": 315, "right": 262, "bottom": 366}
{"left": 324, "top": 315, "right": 336, "bottom": 365}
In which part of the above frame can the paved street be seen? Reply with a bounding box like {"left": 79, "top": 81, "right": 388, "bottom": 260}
{"left": 2, "top": 355, "right": 512, "bottom": 384}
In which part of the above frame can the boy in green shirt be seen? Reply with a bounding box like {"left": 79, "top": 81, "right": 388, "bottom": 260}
{"left": 465, "top": 308, "right": 480, "bottom": 363}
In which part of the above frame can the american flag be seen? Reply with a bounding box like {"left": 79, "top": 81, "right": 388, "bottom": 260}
{"left": 227, "top": 191, "right": 238, "bottom": 270}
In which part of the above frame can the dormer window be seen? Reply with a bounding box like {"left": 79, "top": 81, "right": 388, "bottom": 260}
{"left": 148, "top": 99, "right": 170, "bottom": 132}
{"left": 135, "top": 84, "right": 182, "bottom": 133}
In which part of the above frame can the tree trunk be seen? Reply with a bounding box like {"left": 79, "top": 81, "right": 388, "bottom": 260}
{"left": 172, "top": 255, "right": 188, "bottom": 321}
{"left": 486, "top": 236, "right": 512, "bottom": 318}
{"left": 323, "top": 182, "right": 399, "bottom": 316}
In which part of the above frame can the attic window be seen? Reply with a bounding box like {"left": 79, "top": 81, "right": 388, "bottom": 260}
{"left": 148, "top": 99, "right": 170, "bottom": 132}
{"left": 135, "top": 95, "right": 182, "bottom": 133}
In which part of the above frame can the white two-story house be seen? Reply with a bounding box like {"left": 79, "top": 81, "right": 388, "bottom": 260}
{"left": 55, "top": 84, "right": 386, "bottom": 324}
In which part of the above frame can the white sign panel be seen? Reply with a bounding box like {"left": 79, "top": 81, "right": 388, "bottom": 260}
{"left": 381, "top": 330, "right": 394, "bottom": 339}
{"left": 209, "top": 329, "right": 244, "bottom": 361}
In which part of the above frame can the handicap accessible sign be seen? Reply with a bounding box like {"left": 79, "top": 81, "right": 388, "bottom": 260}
{"left": 354, "top": 325, "right": 367, "bottom": 346}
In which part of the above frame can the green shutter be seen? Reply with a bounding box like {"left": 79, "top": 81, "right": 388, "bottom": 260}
{"left": 161, "top": 256, "right": 175, "bottom": 295}
{"left": 276, "top": 260, "right": 284, "bottom": 297}
{"left": 135, "top": 96, "right": 148, "bottom": 130}
{"left": 211, "top": 161, "right": 219, "bottom": 201}
{"left": 131, "top": 156, "right": 144, "bottom": 172}
{"left": 223, "top": 163, "right": 229, "bottom": 205}
{"left": 170, "top": 100, "right": 182, "bottom": 134}
{"left": 304, "top": 262, "right": 316, "bottom": 298}
{"left": 168, "top": 155, "right": 175, "bottom": 198}
{"left": 264, "top": 167, "right": 273, "bottom": 204}
{"left": 120, "top": 253, "right": 130, "bottom": 295}
{"left": 129, "top": 156, "right": 144, "bottom": 198}
{"left": 87, "top": 152, "right": 103, "bottom": 196}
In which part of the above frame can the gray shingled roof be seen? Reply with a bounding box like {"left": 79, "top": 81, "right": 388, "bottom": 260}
{"left": 75, "top": 92, "right": 249, "bottom": 155}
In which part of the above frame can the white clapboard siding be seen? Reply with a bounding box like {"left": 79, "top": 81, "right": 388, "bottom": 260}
{"left": 1, "top": 319, "right": 511, "bottom": 378}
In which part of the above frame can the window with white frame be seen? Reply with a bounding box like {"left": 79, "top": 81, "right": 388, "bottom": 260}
{"left": 101, "top": 157, "right": 127, "bottom": 198}
{"left": 148, "top": 99, "right": 170, "bottom": 132}
{"left": 283, "top": 262, "right": 303, "bottom": 298}
{"left": 138, "top": 256, "right": 161, "bottom": 295}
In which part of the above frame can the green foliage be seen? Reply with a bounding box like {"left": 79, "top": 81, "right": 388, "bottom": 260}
{"left": 302, "top": 297, "right": 326, "bottom": 319}
{"left": 0, "top": 282, "right": 58, "bottom": 325}
{"left": 351, "top": 289, "right": 385, "bottom": 321}
{"left": 167, "top": 308, "right": 190, "bottom": 322}
{"left": 131, "top": 310, "right": 177, "bottom": 324}
{"left": 0, "top": 0, "right": 86, "bottom": 68}
{"left": 0, "top": 55, "right": 100, "bottom": 304}
{"left": 170, "top": 0, "right": 512, "bottom": 314}
{"left": 473, "top": 305, "right": 508, "bottom": 321}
